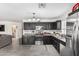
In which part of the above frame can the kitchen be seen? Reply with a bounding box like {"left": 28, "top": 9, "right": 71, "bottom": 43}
{"left": 0, "top": 3, "right": 78, "bottom": 56}
{"left": 22, "top": 18, "right": 66, "bottom": 53}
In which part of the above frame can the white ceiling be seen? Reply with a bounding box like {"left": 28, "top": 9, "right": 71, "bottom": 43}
{"left": 0, "top": 3, "right": 74, "bottom": 21}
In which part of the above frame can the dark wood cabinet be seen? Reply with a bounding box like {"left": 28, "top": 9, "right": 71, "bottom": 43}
{"left": 51, "top": 37, "right": 60, "bottom": 53}
{"left": 22, "top": 35, "right": 65, "bottom": 53}
{"left": 24, "top": 21, "right": 61, "bottom": 30}
{"left": 42, "top": 36, "right": 60, "bottom": 53}
{"left": 43, "top": 36, "right": 52, "bottom": 45}
{"left": 22, "top": 36, "right": 35, "bottom": 45}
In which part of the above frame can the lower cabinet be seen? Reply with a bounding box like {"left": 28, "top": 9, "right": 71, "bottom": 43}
{"left": 43, "top": 36, "right": 60, "bottom": 53}
{"left": 43, "top": 36, "right": 52, "bottom": 45}
{"left": 52, "top": 39, "right": 60, "bottom": 53}
{"left": 43, "top": 36, "right": 48, "bottom": 45}
{"left": 22, "top": 36, "right": 35, "bottom": 45}
{"left": 22, "top": 35, "right": 65, "bottom": 53}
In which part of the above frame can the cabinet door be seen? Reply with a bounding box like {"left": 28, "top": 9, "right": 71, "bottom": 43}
{"left": 22, "top": 36, "right": 35, "bottom": 45}
{"left": 43, "top": 36, "right": 47, "bottom": 45}
{"left": 28, "top": 36, "right": 35, "bottom": 45}
{"left": 54, "top": 40, "right": 60, "bottom": 53}
{"left": 43, "top": 36, "right": 52, "bottom": 45}
{"left": 57, "top": 21, "right": 61, "bottom": 30}
{"left": 51, "top": 37, "right": 60, "bottom": 53}
{"left": 22, "top": 36, "right": 28, "bottom": 45}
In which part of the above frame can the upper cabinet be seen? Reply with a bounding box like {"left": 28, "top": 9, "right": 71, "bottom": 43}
{"left": 23, "top": 20, "right": 61, "bottom": 30}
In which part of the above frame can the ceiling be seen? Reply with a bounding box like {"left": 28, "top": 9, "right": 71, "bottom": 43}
{"left": 0, "top": 3, "right": 75, "bottom": 22}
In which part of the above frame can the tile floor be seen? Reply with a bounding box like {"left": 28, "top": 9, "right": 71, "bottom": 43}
{"left": 0, "top": 45, "right": 60, "bottom": 56}
{"left": 0, "top": 38, "right": 59, "bottom": 56}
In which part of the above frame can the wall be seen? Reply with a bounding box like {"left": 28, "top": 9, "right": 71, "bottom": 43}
{"left": 15, "top": 22, "right": 23, "bottom": 39}
{"left": 0, "top": 19, "right": 66, "bottom": 39}
{"left": 0, "top": 21, "right": 23, "bottom": 39}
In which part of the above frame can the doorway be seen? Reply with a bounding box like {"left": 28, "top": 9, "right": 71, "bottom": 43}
{"left": 12, "top": 25, "right": 19, "bottom": 48}
{"left": 12, "top": 25, "right": 17, "bottom": 38}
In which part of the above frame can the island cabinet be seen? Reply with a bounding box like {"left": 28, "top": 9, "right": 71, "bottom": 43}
{"left": 22, "top": 35, "right": 35, "bottom": 45}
